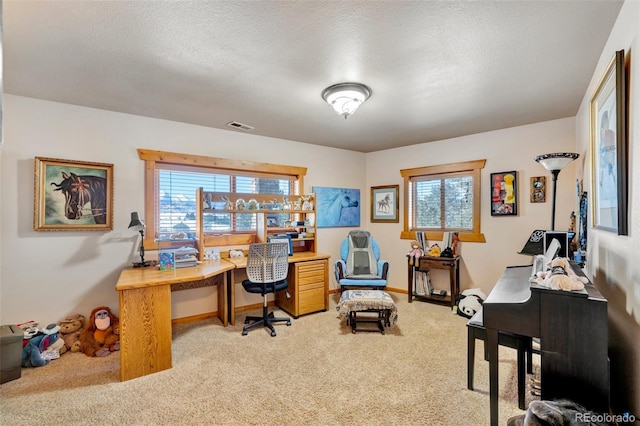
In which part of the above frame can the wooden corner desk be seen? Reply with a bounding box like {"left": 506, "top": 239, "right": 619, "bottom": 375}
{"left": 115, "top": 252, "right": 330, "bottom": 381}
{"left": 116, "top": 260, "right": 235, "bottom": 382}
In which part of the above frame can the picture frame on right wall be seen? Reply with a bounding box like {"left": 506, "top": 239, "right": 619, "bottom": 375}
{"left": 590, "top": 49, "right": 628, "bottom": 235}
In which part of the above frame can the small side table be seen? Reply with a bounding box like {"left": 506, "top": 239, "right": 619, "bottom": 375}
{"left": 408, "top": 255, "right": 460, "bottom": 307}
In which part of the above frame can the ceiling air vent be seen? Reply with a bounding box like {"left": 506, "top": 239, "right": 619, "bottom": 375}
{"left": 226, "top": 121, "right": 254, "bottom": 132}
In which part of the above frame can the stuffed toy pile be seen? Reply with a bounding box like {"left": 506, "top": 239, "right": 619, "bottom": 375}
{"left": 21, "top": 323, "right": 64, "bottom": 368}
{"left": 79, "top": 306, "right": 120, "bottom": 357}
{"left": 535, "top": 257, "right": 587, "bottom": 291}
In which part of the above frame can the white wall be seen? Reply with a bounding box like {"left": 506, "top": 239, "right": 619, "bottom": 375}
{"left": 576, "top": 0, "right": 639, "bottom": 323}
{"left": 0, "top": 95, "right": 365, "bottom": 323}
{"left": 1, "top": 94, "right": 581, "bottom": 325}
{"left": 366, "top": 118, "right": 578, "bottom": 296}
{"left": 575, "top": 0, "right": 639, "bottom": 413}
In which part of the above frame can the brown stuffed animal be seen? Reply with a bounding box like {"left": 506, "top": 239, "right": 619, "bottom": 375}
{"left": 79, "top": 306, "right": 120, "bottom": 357}
{"left": 58, "top": 314, "right": 85, "bottom": 354}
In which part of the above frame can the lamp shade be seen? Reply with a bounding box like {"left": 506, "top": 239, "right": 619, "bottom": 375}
{"left": 534, "top": 152, "right": 579, "bottom": 171}
{"left": 321, "top": 82, "right": 371, "bottom": 118}
{"left": 128, "top": 212, "right": 145, "bottom": 232}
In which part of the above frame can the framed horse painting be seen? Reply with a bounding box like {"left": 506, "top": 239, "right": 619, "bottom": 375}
{"left": 371, "top": 185, "right": 399, "bottom": 223}
{"left": 34, "top": 157, "right": 114, "bottom": 231}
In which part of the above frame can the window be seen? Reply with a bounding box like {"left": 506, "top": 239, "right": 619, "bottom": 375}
{"left": 139, "top": 149, "right": 307, "bottom": 248}
{"left": 400, "top": 160, "right": 486, "bottom": 243}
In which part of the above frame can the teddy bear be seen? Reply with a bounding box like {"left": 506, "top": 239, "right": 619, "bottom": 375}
{"left": 407, "top": 240, "right": 423, "bottom": 266}
{"left": 455, "top": 288, "right": 487, "bottom": 319}
{"left": 58, "top": 314, "right": 85, "bottom": 354}
{"left": 535, "top": 257, "right": 588, "bottom": 291}
{"left": 79, "top": 306, "right": 120, "bottom": 357}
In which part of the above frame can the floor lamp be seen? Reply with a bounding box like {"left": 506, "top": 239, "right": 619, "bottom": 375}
{"left": 128, "top": 211, "right": 151, "bottom": 268}
{"left": 535, "top": 153, "right": 579, "bottom": 230}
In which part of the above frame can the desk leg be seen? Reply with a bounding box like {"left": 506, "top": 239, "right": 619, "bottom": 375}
{"left": 227, "top": 269, "right": 235, "bottom": 326}
{"left": 407, "top": 262, "right": 413, "bottom": 303}
{"left": 119, "top": 285, "right": 172, "bottom": 381}
{"left": 454, "top": 262, "right": 460, "bottom": 304}
{"left": 487, "top": 328, "right": 499, "bottom": 426}
{"left": 217, "top": 273, "right": 228, "bottom": 327}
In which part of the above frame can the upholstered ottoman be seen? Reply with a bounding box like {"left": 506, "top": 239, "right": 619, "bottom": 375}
{"left": 337, "top": 290, "right": 398, "bottom": 334}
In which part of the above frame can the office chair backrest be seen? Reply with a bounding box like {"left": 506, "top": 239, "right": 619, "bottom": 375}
{"left": 245, "top": 242, "right": 289, "bottom": 284}
{"left": 345, "top": 230, "right": 378, "bottom": 277}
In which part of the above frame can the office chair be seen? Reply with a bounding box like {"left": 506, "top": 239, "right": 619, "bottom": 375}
{"left": 334, "top": 230, "right": 389, "bottom": 293}
{"left": 241, "top": 242, "right": 292, "bottom": 336}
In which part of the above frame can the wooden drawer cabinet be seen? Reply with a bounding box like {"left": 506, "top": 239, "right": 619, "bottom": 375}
{"left": 276, "top": 259, "right": 328, "bottom": 318}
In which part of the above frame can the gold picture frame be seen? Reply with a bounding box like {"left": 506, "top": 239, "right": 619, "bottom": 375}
{"left": 34, "top": 157, "right": 114, "bottom": 231}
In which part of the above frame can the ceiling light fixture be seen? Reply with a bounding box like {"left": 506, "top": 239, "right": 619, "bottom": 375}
{"left": 321, "top": 82, "right": 371, "bottom": 119}
{"left": 535, "top": 152, "right": 579, "bottom": 230}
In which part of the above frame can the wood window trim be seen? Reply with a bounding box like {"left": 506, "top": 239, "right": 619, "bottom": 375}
{"left": 400, "top": 159, "right": 486, "bottom": 243}
{"left": 138, "top": 149, "right": 307, "bottom": 249}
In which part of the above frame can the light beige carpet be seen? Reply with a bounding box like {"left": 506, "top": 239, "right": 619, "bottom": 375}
{"left": 0, "top": 293, "right": 538, "bottom": 425}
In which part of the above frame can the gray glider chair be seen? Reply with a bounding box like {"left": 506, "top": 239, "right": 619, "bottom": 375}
{"left": 334, "top": 230, "right": 389, "bottom": 293}
{"left": 241, "top": 242, "right": 292, "bottom": 337}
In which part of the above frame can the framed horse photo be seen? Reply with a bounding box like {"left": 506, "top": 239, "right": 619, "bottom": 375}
{"left": 371, "top": 185, "right": 399, "bottom": 223}
{"left": 34, "top": 157, "right": 114, "bottom": 231}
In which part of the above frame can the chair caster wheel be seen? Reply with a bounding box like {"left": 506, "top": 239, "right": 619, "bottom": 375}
{"left": 286, "top": 321, "right": 291, "bottom": 326}
{"left": 242, "top": 331, "right": 248, "bottom": 336}
{"left": 244, "top": 319, "right": 250, "bottom": 324}
{"left": 271, "top": 331, "right": 277, "bottom": 337}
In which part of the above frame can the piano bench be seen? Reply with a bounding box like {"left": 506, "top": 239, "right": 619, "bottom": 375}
{"left": 467, "top": 309, "right": 534, "bottom": 411}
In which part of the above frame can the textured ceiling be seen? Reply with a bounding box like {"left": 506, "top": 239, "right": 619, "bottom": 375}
{"left": 3, "top": 1, "right": 623, "bottom": 153}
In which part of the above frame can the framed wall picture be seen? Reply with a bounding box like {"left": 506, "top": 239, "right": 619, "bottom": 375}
{"left": 490, "top": 171, "right": 517, "bottom": 216}
{"left": 34, "top": 157, "right": 114, "bottom": 231}
{"left": 312, "top": 186, "right": 360, "bottom": 228}
{"left": 530, "top": 176, "right": 546, "bottom": 203}
{"left": 371, "top": 185, "right": 399, "bottom": 223}
{"left": 590, "top": 49, "right": 628, "bottom": 235}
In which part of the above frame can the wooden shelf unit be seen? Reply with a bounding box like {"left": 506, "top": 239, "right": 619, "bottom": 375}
{"left": 195, "top": 188, "right": 317, "bottom": 260}
{"left": 408, "top": 255, "right": 460, "bottom": 307}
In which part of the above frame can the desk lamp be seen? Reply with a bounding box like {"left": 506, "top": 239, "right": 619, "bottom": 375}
{"left": 128, "top": 212, "right": 151, "bottom": 268}
{"left": 534, "top": 153, "right": 579, "bottom": 230}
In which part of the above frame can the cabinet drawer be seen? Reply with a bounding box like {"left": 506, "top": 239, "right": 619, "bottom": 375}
{"left": 298, "top": 270, "right": 325, "bottom": 285}
{"left": 419, "top": 258, "right": 456, "bottom": 270}
{"left": 296, "top": 261, "right": 326, "bottom": 274}
{"left": 298, "top": 287, "right": 326, "bottom": 315}
{"left": 299, "top": 279, "right": 325, "bottom": 291}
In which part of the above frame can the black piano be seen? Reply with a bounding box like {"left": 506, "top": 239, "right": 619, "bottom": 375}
{"left": 482, "top": 264, "right": 608, "bottom": 426}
